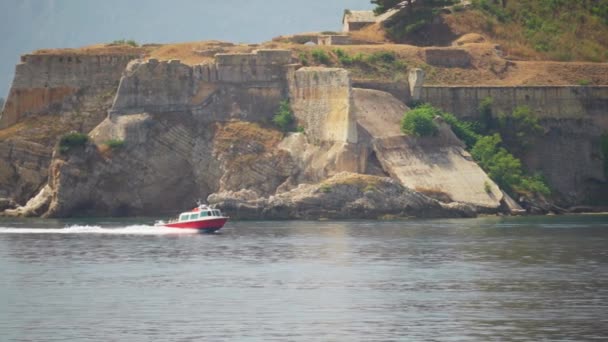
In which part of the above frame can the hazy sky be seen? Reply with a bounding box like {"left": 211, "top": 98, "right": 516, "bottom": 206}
{"left": 0, "top": 0, "right": 373, "bottom": 98}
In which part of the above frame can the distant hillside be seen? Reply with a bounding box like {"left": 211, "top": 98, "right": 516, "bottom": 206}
{"left": 378, "top": 0, "right": 608, "bottom": 62}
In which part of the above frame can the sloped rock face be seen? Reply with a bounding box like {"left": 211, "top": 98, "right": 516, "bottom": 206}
{"left": 353, "top": 88, "right": 503, "bottom": 210}
{"left": 0, "top": 52, "right": 141, "bottom": 204}
{"left": 43, "top": 116, "right": 296, "bottom": 217}
{"left": 209, "top": 172, "right": 476, "bottom": 220}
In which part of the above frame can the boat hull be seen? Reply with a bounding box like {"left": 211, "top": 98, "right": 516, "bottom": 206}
{"left": 162, "top": 217, "right": 228, "bottom": 232}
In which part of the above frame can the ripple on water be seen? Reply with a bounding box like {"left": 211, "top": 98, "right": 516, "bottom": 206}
{"left": 1, "top": 216, "right": 607, "bottom": 341}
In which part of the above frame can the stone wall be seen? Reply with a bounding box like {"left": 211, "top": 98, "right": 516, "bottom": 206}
{"left": 0, "top": 54, "right": 138, "bottom": 128}
{"left": 317, "top": 35, "right": 352, "bottom": 46}
{"left": 424, "top": 48, "right": 471, "bottom": 68}
{"left": 215, "top": 49, "right": 292, "bottom": 83}
{"left": 289, "top": 67, "right": 357, "bottom": 144}
{"left": 420, "top": 85, "right": 608, "bottom": 205}
{"left": 420, "top": 86, "right": 608, "bottom": 127}
{"left": 110, "top": 50, "right": 293, "bottom": 117}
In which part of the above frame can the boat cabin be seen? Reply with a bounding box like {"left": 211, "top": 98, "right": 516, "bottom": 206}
{"left": 179, "top": 209, "right": 222, "bottom": 222}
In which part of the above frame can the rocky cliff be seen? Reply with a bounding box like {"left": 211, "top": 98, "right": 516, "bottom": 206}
{"left": 0, "top": 48, "right": 143, "bottom": 204}
{"left": 2, "top": 41, "right": 605, "bottom": 219}
{"left": 2, "top": 47, "right": 506, "bottom": 219}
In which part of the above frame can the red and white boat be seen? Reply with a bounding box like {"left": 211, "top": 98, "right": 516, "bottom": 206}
{"left": 155, "top": 203, "right": 228, "bottom": 233}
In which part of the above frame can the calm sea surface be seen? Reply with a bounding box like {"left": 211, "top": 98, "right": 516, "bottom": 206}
{"left": 1, "top": 215, "right": 607, "bottom": 341}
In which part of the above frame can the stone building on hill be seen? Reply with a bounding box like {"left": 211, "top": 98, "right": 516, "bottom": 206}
{"left": 342, "top": 10, "right": 376, "bottom": 32}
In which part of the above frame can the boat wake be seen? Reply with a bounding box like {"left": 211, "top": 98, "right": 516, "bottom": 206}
{"left": 0, "top": 224, "right": 200, "bottom": 235}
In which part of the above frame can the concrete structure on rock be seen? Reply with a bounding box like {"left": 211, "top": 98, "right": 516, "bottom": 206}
{"left": 317, "top": 35, "right": 352, "bottom": 46}
{"left": 342, "top": 10, "right": 376, "bottom": 32}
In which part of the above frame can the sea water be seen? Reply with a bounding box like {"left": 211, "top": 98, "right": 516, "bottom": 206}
{"left": 1, "top": 215, "right": 607, "bottom": 341}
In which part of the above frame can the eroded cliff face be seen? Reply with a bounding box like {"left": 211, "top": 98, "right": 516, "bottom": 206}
{"left": 30, "top": 50, "right": 300, "bottom": 217}
{"left": 0, "top": 51, "right": 142, "bottom": 204}
{"left": 8, "top": 43, "right": 600, "bottom": 219}
{"left": 3, "top": 48, "right": 500, "bottom": 219}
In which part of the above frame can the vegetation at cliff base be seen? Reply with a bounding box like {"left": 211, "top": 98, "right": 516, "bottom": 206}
{"left": 471, "top": 134, "right": 550, "bottom": 196}
{"left": 272, "top": 100, "right": 296, "bottom": 132}
{"left": 0, "top": 97, "right": 4, "bottom": 110}
{"left": 59, "top": 132, "right": 88, "bottom": 153}
{"left": 401, "top": 103, "right": 551, "bottom": 197}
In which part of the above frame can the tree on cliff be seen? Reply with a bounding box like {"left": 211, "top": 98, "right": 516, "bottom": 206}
{"left": 371, "top": 0, "right": 459, "bottom": 42}
{"left": 371, "top": 0, "right": 403, "bottom": 14}
{"left": 371, "top": 0, "right": 458, "bottom": 15}
{"left": 0, "top": 97, "right": 4, "bottom": 110}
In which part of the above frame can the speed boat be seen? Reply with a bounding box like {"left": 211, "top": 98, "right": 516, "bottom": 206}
{"left": 154, "top": 203, "right": 228, "bottom": 233}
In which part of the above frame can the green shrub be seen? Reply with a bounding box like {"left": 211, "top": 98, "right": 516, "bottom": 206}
{"left": 578, "top": 79, "right": 592, "bottom": 86}
{"left": 311, "top": 49, "right": 331, "bottom": 65}
{"left": 484, "top": 181, "right": 492, "bottom": 193}
{"left": 440, "top": 112, "right": 480, "bottom": 149}
{"left": 298, "top": 52, "right": 310, "bottom": 66}
{"left": 272, "top": 100, "right": 295, "bottom": 132}
{"left": 471, "top": 134, "right": 550, "bottom": 196}
{"left": 367, "top": 51, "right": 397, "bottom": 64}
{"left": 334, "top": 49, "right": 351, "bottom": 65}
{"left": 59, "top": 132, "right": 88, "bottom": 153}
{"left": 111, "top": 39, "right": 138, "bottom": 47}
{"left": 497, "top": 106, "right": 543, "bottom": 151}
{"left": 105, "top": 139, "right": 125, "bottom": 149}
{"left": 478, "top": 96, "right": 494, "bottom": 132}
{"left": 363, "top": 184, "right": 377, "bottom": 193}
{"left": 401, "top": 104, "right": 440, "bottom": 137}
{"left": 320, "top": 184, "right": 332, "bottom": 193}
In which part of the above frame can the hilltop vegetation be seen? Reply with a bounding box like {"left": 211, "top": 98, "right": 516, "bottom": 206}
{"left": 373, "top": 0, "right": 608, "bottom": 62}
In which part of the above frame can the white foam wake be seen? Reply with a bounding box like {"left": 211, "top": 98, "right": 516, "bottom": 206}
{"left": 0, "top": 224, "right": 200, "bottom": 235}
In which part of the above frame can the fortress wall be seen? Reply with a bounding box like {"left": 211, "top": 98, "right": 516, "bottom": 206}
{"left": 13, "top": 54, "right": 138, "bottom": 89}
{"left": 421, "top": 86, "right": 608, "bottom": 126}
{"left": 421, "top": 85, "right": 608, "bottom": 204}
{"left": 215, "top": 50, "right": 291, "bottom": 83}
{"left": 352, "top": 81, "right": 411, "bottom": 104}
{"left": 110, "top": 50, "right": 292, "bottom": 118}
{"left": 290, "top": 67, "right": 357, "bottom": 144}
{"left": 0, "top": 54, "right": 138, "bottom": 128}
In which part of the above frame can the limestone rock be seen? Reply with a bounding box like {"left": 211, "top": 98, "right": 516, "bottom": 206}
{"left": 209, "top": 172, "right": 477, "bottom": 220}
{"left": 353, "top": 88, "right": 503, "bottom": 210}
{"left": 3, "top": 184, "right": 52, "bottom": 217}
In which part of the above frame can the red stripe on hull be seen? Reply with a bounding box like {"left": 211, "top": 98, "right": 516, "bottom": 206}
{"left": 165, "top": 218, "right": 228, "bottom": 230}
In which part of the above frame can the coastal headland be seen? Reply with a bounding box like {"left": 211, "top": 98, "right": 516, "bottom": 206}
{"left": 1, "top": 1, "right": 607, "bottom": 219}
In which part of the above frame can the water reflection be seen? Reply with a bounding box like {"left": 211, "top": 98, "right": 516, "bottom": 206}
{"left": 1, "top": 215, "right": 607, "bottom": 341}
